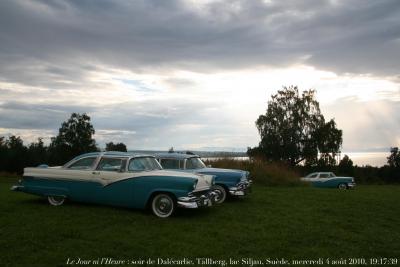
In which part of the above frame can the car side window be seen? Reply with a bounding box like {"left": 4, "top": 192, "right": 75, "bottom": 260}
{"left": 309, "top": 173, "right": 318, "bottom": 178}
{"left": 160, "top": 159, "right": 180, "bottom": 169}
{"left": 97, "top": 158, "right": 124, "bottom": 172}
{"left": 185, "top": 159, "right": 195, "bottom": 169}
{"left": 128, "top": 157, "right": 161, "bottom": 171}
{"left": 319, "top": 173, "right": 329, "bottom": 178}
{"left": 68, "top": 157, "right": 97, "bottom": 170}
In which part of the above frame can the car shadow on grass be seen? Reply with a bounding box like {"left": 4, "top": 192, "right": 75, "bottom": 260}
{"left": 174, "top": 206, "right": 216, "bottom": 218}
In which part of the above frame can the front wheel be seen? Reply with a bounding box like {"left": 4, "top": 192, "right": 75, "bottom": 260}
{"left": 151, "top": 194, "right": 175, "bottom": 218}
{"left": 212, "top": 185, "right": 227, "bottom": 204}
{"left": 338, "top": 183, "right": 347, "bottom": 190}
{"left": 47, "top": 196, "right": 65, "bottom": 206}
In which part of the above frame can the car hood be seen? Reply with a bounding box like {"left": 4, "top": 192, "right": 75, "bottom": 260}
{"left": 195, "top": 167, "right": 246, "bottom": 183}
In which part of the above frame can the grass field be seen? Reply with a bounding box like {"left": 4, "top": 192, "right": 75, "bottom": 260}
{"left": 1, "top": 176, "right": 400, "bottom": 267}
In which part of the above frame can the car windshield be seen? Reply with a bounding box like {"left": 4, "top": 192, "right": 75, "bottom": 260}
{"left": 128, "top": 157, "right": 162, "bottom": 171}
{"left": 186, "top": 157, "right": 206, "bottom": 169}
{"left": 306, "top": 173, "right": 318, "bottom": 178}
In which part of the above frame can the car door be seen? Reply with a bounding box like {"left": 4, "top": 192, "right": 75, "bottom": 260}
{"left": 93, "top": 157, "right": 134, "bottom": 207}
{"left": 314, "top": 173, "right": 331, "bottom": 187}
{"left": 60, "top": 156, "right": 103, "bottom": 203}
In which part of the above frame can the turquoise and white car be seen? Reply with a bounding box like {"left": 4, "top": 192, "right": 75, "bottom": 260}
{"left": 155, "top": 153, "right": 252, "bottom": 204}
{"left": 301, "top": 172, "right": 356, "bottom": 189}
{"left": 11, "top": 152, "right": 216, "bottom": 218}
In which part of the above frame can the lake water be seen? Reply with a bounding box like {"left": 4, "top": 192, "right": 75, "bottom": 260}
{"left": 206, "top": 152, "right": 389, "bottom": 167}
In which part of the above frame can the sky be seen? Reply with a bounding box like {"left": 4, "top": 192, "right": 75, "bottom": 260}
{"left": 0, "top": 0, "right": 399, "bottom": 152}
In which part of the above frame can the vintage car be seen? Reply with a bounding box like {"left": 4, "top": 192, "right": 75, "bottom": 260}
{"left": 155, "top": 152, "right": 252, "bottom": 204}
{"left": 11, "top": 151, "right": 216, "bottom": 218}
{"left": 301, "top": 172, "right": 356, "bottom": 189}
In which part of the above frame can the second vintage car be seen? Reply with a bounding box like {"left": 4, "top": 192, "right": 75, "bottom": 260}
{"left": 155, "top": 152, "right": 252, "bottom": 204}
{"left": 11, "top": 151, "right": 216, "bottom": 218}
{"left": 301, "top": 172, "right": 356, "bottom": 189}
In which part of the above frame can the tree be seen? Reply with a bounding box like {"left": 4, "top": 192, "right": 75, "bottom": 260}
{"left": 168, "top": 147, "right": 174, "bottom": 153}
{"left": 338, "top": 154, "right": 354, "bottom": 176}
{"left": 0, "top": 137, "right": 7, "bottom": 171}
{"left": 49, "top": 113, "right": 98, "bottom": 164}
{"left": 315, "top": 119, "right": 343, "bottom": 167}
{"left": 5, "top": 136, "right": 28, "bottom": 173}
{"left": 106, "top": 142, "right": 127, "bottom": 152}
{"left": 387, "top": 147, "right": 400, "bottom": 168}
{"left": 27, "top": 138, "right": 48, "bottom": 167}
{"left": 0, "top": 136, "right": 47, "bottom": 173}
{"left": 249, "top": 86, "right": 342, "bottom": 166}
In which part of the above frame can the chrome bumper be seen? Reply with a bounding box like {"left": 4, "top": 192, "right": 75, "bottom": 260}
{"left": 229, "top": 180, "right": 252, "bottom": 196}
{"left": 10, "top": 185, "right": 23, "bottom": 191}
{"left": 177, "top": 191, "right": 216, "bottom": 209}
{"left": 347, "top": 182, "right": 356, "bottom": 189}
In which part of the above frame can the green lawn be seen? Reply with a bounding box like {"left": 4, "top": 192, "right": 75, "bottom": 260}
{"left": 1, "top": 176, "right": 400, "bottom": 267}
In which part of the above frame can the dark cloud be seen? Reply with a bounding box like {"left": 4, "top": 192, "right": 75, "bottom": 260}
{"left": 0, "top": 101, "right": 97, "bottom": 129}
{"left": 0, "top": 0, "right": 399, "bottom": 84}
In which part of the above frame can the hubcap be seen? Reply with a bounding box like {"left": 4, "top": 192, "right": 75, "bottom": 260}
{"left": 338, "top": 183, "right": 347, "bottom": 190}
{"left": 213, "top": 186, "right": 226, "bottom": 204}
{"left": 153, "top": 194, "right": 174, "bottom": 218}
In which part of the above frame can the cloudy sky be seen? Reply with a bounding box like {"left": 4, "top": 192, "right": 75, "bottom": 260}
{"left": 0, "top": 0, "right": 399, "bottom": 152}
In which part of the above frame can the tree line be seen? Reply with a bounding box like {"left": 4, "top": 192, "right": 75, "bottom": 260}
{"left": 0, "top": 113, "right": 127, "bottom": 174}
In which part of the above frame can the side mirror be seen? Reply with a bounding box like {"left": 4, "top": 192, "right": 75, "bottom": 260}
{"left": 207, "top": 165, "right": 212, "bottom": 168}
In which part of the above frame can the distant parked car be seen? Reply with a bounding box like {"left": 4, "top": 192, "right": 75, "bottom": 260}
{"left": 155, "top": 152, "right": 252, "bottom": 204}
{"left": 11, "top": 152, "right": 216, "bottom": 218}
{"left": 301, "top": 172, "right": 356, "bottom": 189}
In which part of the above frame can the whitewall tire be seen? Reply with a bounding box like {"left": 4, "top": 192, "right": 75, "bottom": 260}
{"left": 151, "top": 194, "right": 175, "bottom": 218}
{"left": 212, "top": 185, "right": 227, "bottom": 204}
{"left": 47, "top": 196, "right": 66, "bottom": 206}
{"left": 338, "top": 183, "right": 348, "bottom": 190}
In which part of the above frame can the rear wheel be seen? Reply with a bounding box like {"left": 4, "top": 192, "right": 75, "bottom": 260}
{"left": 338, "top": 183, "right": 347, "bottom": 190}
{"left": 47, "top": 196, "right": 65, "bottom": 206}
{"left": 151, "top": 194, "right": 175, "bottom": 218}
{"left": 212, "top": 185, "right": 227, "bottom": 204}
